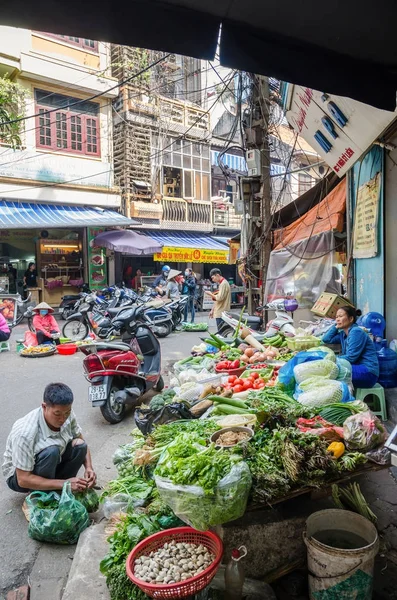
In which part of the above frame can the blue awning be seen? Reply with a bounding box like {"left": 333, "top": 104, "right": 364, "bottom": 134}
{"left": 0, "top": 200, "right": 137, "bottom": 229}
{"left": 140, "top": 231, "right": 229, "bottom": 250}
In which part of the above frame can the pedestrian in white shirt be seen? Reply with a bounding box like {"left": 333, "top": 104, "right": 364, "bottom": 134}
{"left": 3, "top": 382, "right": 96, "bottom": 493}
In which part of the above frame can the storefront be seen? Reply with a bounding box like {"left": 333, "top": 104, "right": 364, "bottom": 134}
{"left": 0, "top": 200, "right": 135, "bottom": 306}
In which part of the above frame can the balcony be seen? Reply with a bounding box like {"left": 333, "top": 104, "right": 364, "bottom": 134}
{"left": 161, "top": 197, "right": 212, "bottom": 231}
{"left": 212, "top": 203, "right": 242, "bottom": 230}
{"left": 122, "top": 92, "right": 210, "bottom": 139}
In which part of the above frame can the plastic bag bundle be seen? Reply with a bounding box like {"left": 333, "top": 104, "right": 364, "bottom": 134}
{"left": 102, "top": 493, "right": 145, "bottom": 519}
{"left": 278, "top": 350, "right": 328, "bottom": 392}
{"left": 336, "top": 357, "right": 353, "bottom": 385}
{"left": 112, "top": 443, "right": 135, "bottom": 466}
{"left": 176, "top": 382, "right": 203, "bottom": 403}
{"left": 155, "top": 462, "right": 252, "bottom": 531}
{"left": 343, "top": 411, "right": 387, "bottom": 451}
{"left": 294, "top": 359, "right": 339, "bottom": 384}
{"left": 134, "top": 403, "right": 193, "bottom": 435}
{"left": 174, "top": 357, "right": 215, "bottom": 375}
{"left": 26, "top": 482, "right": 89, "bottom": 544}
{"left": 296, "top": 380, "right": 352, "bottom": 408}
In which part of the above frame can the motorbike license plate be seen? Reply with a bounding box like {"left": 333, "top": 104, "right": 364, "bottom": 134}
{"left": 89, "top": 385, "right": 107, "bottom": 403}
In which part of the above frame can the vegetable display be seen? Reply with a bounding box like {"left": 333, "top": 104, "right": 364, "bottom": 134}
{"left": 100, "top": 327, "right": 386, "bottom": 600}
{"left": 182, "top": 322, "right": 209, "bottom": 332}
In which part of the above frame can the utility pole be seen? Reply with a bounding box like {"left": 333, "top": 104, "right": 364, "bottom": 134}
{"left": 244, "top": 75, "right": 272, "bottom": 313}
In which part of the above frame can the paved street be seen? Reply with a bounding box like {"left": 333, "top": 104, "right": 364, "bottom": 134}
{"left": 2, "top": 318, "right": 397, "bottom": 599}
{"left": 0, "top": 320, "right": 206, "bottom": 597}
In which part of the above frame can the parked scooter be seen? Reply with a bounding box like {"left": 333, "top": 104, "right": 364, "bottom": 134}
{"left": 59, "top": 284, "right": 91, "bottom": 319}
{"left": 80, "top": 305, "right": 164, "bottom": 423}
{"left": 217, "top": 299, "right": 297, "bottom": 340}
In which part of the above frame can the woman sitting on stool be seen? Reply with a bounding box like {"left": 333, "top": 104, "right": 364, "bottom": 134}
{"left": 0, "top": 308, "right": 11, "bottom": 342}
{"left": 322, "top": 305, "right": 379, "bottom": 388}
{"left": 32, "top": 302, "right": 60, "bottom": 345}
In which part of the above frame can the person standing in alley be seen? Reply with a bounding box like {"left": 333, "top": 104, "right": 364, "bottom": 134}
{"left": 207, "top": 268, "right": 231, "bottom": 331}
{"left": 182, "top": 268, "right": 197, "bottom": 323}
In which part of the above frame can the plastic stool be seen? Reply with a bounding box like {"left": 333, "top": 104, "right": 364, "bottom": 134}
{"left": 355, "top": 383, "right": 387, "bottom": 421}
{"left": 0, "top": 341, "right": 10, "bottom": 352}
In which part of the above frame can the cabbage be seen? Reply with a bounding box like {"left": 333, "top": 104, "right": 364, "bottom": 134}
{"left": 297, "top": 381, "right": 344, "bottom": 407}
{"left": 294, "top": 359, "right": 339, "bottom": 384}
{"left": 307, "top": 346, "right": 336, "bottom": 362}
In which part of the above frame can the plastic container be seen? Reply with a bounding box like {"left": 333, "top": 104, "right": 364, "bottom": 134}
{"left": 215, "top": 365, "right": 246, "bottom": 377}
{"left": 225, "top": 546, "right": 247, "bottom": 600}
{"left": 305, "top": 509, "right": 379, "bottom": 600}
{"left": 377, "top": 343, "right": 397, "bottom": 388}
{"left": 126, "top": 527, "right": 223, "bottom": 599}
{"left": 57, "top": 343, "right": 77, "bottom": 355}
{"left": 357, "top": 312, "right": 385, "bottom": 338}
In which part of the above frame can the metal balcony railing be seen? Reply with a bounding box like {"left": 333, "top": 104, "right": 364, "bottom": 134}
{"left": 161, "top": 197, "right": 212, "bottom": 231}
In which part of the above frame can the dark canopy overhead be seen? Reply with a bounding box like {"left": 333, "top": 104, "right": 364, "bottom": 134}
{"left": 2, "top": 0, "right": 397, "bottom": 110}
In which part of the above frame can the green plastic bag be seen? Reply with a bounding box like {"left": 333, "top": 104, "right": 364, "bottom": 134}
{"left": 26, "top": 482, "right": 90, "bottom": 544}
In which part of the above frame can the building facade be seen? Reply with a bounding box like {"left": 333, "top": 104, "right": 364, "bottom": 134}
{"left": 0, "top": 27, "right": 131, "bottom": 299}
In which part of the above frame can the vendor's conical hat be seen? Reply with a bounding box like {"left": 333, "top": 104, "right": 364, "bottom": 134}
{"left": 167, "top": 269, "right": 182, "bottom": 281}
{"left": 33, "top": 302, "right": 54, "bottom": 313}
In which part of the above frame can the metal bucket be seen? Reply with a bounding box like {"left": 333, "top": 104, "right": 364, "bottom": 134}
{"left": 305, "top": 509, "right": 379, "bottom": 599}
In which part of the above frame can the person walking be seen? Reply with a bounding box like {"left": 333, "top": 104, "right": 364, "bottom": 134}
{"left": 207, "top": 268, "right": 231, "bottom": 331}
{"left": 182, "top": 268, "right": 197, "bottom": 323}
{"left": 3, "top": 382, "right": 96, "bottom": 493}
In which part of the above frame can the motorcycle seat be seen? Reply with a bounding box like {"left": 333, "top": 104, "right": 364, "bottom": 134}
{"left": 229, "top": 313, "right": 261, "bottom": 325}
{"left": 107, "top": 306, "right": 131, "bottom": 317}
{"left": 94, "top": 342, "right": 131, "bottom": 351}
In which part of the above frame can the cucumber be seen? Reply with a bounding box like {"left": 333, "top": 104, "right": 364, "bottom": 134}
{"left": 208, "top": 395, "right": 249, "bottom": 409}
{"left": 213, "top": 405, "right": 252, "bottom": 415}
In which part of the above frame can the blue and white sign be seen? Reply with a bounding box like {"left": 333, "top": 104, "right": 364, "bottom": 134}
{"left": 285, "top": 86, "right": 396, "bottom": 177}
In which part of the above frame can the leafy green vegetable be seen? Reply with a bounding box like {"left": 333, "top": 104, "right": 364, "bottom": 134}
{"left": 149, "top": 394, "right": 165, "bottom": 410}
{"left": 182, "top": 322, "right": 208, "bottom": 331}
{"left": 74, "top": 488, "right": 99, "bottom": 513}
{"left": 26, "top": 483, "right": 89, "bottom": 545}
{"left": 147, "top": 419, "right": 219, "bottom": 449}
{"left": 106, "top": 564, "right": 150, "bottom": 600}
{"left": 100, "top": 513, "right": 161, "bottom": 576}
{"left": 155, "top": 433, "right": 240, "bottom": 494}
{"left": 101, "top": 473, "right": 154, "bottom": 503}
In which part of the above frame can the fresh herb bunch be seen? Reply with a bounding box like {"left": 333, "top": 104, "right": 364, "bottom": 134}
{"left": 147, "top": 419, "right": 219, "bottom": 448}
{"left": 248, "top": 388, "right": 312, "bottom": 426}
{"left": 155, "top": 433, "right": 241, "bottom": 494}
{"left": 106, "top": 564, "right": 150, "bottom": 600}
{"left": 101, "top": 473, "right": 154, "bottom": 502}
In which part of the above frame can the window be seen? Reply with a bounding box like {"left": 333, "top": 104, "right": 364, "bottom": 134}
{"left": 35, "top": 89, "right": 100, "bottom": 157}
{"left": 38, "top": 32, "right": 98, "bottom": 52}
{"left": 298, "top": 172, "right": 314, "bottom": 195}
{"left": 158, "top": 136, "right": 210, "bottom": 201}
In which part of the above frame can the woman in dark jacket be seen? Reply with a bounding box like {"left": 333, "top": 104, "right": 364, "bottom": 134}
{"left": 322, "top": 305, "right": 379, "bottom": 388}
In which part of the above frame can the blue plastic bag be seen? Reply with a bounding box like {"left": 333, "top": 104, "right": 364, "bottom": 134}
{"left": 278, "top": 350, "right": 327, "bottom": 392}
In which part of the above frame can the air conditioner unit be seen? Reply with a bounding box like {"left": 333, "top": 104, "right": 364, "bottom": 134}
{"left": 246, "top": 149, "right": 261, "bottom": 176}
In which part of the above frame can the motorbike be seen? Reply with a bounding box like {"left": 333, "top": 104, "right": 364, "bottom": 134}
{"left": 80, "top": 305, "right": 163, "bottom": 423}
{"left": 62, "top": 291, "right": 174, "bottom": 340}
{"left": 217, "top": 299, "right": 298, "bottom": 340}
{"left": 59, "top": 284, "right": 91, "bottom": 319}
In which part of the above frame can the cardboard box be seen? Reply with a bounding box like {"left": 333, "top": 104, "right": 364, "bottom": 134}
{"left": 311, "top": 293, "right": 354, "bottom": 319}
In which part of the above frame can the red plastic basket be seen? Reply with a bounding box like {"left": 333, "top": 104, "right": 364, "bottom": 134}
{"left": 215, "top": 365, "right": 246, "bottom": 377}
{"left": 126, "top": 527, "right": 223, "bottom": 599}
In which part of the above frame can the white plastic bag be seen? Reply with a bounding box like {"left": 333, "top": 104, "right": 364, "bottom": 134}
{"left": 294, "top": 359, "right": 339, "bottom": 384}
{"left": 155, "top": 462, "right": 252, "bottom": 531}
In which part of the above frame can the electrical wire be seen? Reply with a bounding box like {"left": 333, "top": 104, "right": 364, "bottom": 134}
{"left": 0, "top": 52, "right": 172, "bottom": 127}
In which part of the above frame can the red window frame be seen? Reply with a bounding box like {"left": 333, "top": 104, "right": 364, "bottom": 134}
{"left": 38, "top": 32, "right": 98, "bottom": 52}
{"left": 36, "top": 106, "right": 100, "bottom": 157}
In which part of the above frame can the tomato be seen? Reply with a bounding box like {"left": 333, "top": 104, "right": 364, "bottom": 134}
{"left": 247, "top": 376, "right": 255, "bottom": 384}
{"left": 234, "top": 378, "right": 244, "bottom": 386}
{"left": 250, "top": 372, "right": 260, "bottom": 380}
{"left": 233, "top": 385, "right": 243, "bottom": 393}
{"left": 228, "top": 375, "right": 237, "bottom": 384}
{"left": 257, "top": 382, "right": 266, "bottom": 389}
{"left": 243, "top": 380, "right": 252, "bottom": 390}
{"left": 224, "top": 383, "right": 232, "bottom": 390}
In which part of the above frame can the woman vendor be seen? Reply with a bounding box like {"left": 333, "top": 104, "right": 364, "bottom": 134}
{"left": 322, "top": 305, "right": 379, "bottom": 388}
{"left": 32, "top": 302, "right": 61, "bottom": 345}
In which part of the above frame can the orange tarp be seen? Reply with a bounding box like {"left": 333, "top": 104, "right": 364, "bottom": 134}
{"left": 273, "top": 178, "right": 346, "bottom": 250}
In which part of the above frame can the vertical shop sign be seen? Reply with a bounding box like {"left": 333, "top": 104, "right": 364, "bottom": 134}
{"left": 353, "top": 172, "right": 381, "bottom": 259}
{"left": 87, "top": 228, "right": 108, "bottom": 289}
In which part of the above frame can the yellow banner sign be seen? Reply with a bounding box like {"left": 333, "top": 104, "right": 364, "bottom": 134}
{"left": 154, "top": 246, "right": 229, "bottom": 264}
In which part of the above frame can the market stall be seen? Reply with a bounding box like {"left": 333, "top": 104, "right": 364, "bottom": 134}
{"left": 91, "top": 325, "right": 389, "bottom": 599}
